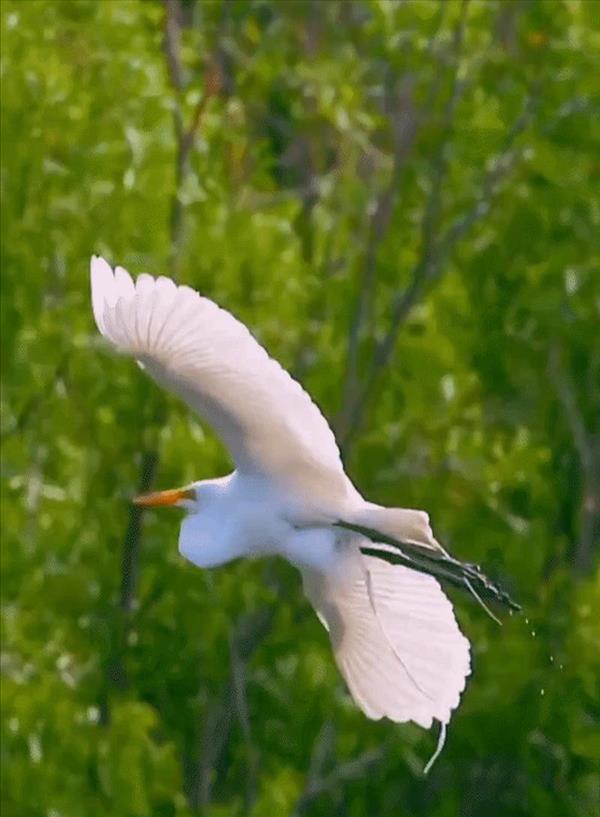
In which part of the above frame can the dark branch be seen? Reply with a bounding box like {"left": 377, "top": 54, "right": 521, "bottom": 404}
{"left": 547, "top": 344, "right": 593, "bottom": 472}
{"left": 188, "top": 609, "right": 273, "bottom": 813}
{"left": 340, "top": 80, "right": 539, "bottom": 451}
{"left": 120, "top": 450, "right": 158, "bottom": 614}
{"left": 291, "top": 745, "right": 385, "bottom": 816}
{"left": 338, "top": 75, "right": 418, "bottom": 440}
{"left": 229, "top": 630, "right": 259, "bottom": 814}
{"left": 339, "top": 4, "right": 469, "bottom": 453}
{"left": 162, "top": 0, "right": 221, "bottom": 266}
{"left": 548, "top": 343, "right": 600, "bottom": 573}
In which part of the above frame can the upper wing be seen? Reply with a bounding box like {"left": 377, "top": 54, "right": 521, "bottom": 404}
{"left": 90, "top": 256, "right": 353, "bottom": 501}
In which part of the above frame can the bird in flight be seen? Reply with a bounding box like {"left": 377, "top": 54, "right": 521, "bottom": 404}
{"left": 91, "top": 256, "right": 518, "bottom": 770}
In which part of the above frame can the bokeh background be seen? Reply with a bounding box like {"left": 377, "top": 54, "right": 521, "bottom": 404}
{"left": 1, "top": 1, "right": 599, "bottom": 815}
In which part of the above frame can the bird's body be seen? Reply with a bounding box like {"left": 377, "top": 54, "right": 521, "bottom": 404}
{"left": 90, "top": 255, "right": 493, "bottom": 756}
{"left": 177, "top": 471, "right": 352, "bottom": 577}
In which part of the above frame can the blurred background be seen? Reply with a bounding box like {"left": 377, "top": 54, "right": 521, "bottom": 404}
{"left": 1, "top": 1, "right": 599, "bottom": 815}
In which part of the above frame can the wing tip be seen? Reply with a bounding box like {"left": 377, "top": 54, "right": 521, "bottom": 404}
{"left": 90, "top": 254, "right": 113, "bottom": 280}
{"left": 90, "top": 255, "right": 115, "bottom": 334}
{"left": 90, "top": 256, "right": 140, "bottom": 337}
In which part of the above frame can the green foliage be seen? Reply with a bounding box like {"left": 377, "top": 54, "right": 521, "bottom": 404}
{"left": 1, "top": 1, "right": 598, "bottom": 816}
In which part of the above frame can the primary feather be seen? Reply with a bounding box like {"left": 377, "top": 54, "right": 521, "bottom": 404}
{"left": 91, "top": 255, "right": 354, "bottom": 503}
{"left": 304, "top": 555, "right": 470, "bottom": 727}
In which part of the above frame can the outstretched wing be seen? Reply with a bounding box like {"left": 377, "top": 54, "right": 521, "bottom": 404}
{"left": 90, "top": 256, "right": 353, "bottom": 502}
{"left": 304, "top": 553, "right": 471, "bottom": 729}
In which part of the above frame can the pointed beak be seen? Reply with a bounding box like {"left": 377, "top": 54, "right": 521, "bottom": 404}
{"left": 132, "top": 487, "right": 195, "bottom": 508}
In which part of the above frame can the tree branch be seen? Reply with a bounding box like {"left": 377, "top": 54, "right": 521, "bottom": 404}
{"left": 339, "top": 2, "right": 470, "bottom": 454}
{"left": 162, "top": 0, "right": 221, "bottom": 268}
{"left": 289, "top": 720, "right": 336, "bottom": 817}
{"left": 338, "top": 76, "right": 418, "bottom": 438}
{"left": 547, "top": 343, "right": 600, "bottom": 573}
{"left": 229, "top": 630, "right": 259, "bottom": 814}
{"left": 119, "top": 450, "right": 159, "bottom": 614}
{"left": 100, "top": 448, "right": 159, "bottom": 723}
{"left": 548, "top": 345, "right": 592, "bottom": 471}
{"left": 290, "top": 742, "right": 385, "bottom": 816}
{"left": 340, "top": 77, "right": 539, "bottom": 454}
{"left": 188, "top": 609, "right": 273, "bottom": 813}
{"left": 337, "top": 2, "right": 456, "bottom": 443}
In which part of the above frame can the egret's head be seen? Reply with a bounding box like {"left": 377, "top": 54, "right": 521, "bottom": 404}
{"left": 133, "top": 485, "right": 197, "bottom": 512}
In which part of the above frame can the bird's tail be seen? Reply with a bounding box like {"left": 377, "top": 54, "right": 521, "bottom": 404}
{"left": 344, "top": 505, "right": 439, "bottom": 549}
{"left": 335, "top": 506, "right": 521, "bottom": 617}
{"left": 303, "top": 552, "right": 471, "bottom": 729}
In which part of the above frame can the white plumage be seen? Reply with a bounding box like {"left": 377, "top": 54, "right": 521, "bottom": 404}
{"left": 90, "top": 256, "right": 471, "bottom": 759}
{"left": 305, "top": 556, "right": 470, "bottom": 728}
{"left": 91, "top": 256, "right": 352, "bottom": 505}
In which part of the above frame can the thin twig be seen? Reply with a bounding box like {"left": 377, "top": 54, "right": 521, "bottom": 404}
{"left": 547, "top": 344, "right": 593, "bottom": 471}
{"left": 229, "top": 632, "right": 259, "bottom": 814}
{"left": 291, "top": 746, "right": 385, "bottom": 816}
{"left": 101, "top": 448, "right": 159, "bottom": 722}
{"left": 340, "top": 3, "right": 470, "bottom": 453}
{"left": 120, "top": 450, "right": 159, "bottom": 613}
{"left": 339, "top": 76, "right": 418, "bottom": 438}
{"left": 189, "top": 609, "right": 273, "bottom": 813}
{"left": 341, "top": 80, "right": 539, "bottom": 452}
{"left": 162, "top": 0, "right": 221, "bottom": 267}
{"left": 338, "top": 0, "right": 453, "bottom": 440}
{"left": 547, "top": 343, "right": 600, "bottom": 572}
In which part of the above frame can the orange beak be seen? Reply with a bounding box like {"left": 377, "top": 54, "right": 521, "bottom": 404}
{"left": 133, "top": 487, "right": 195, "bottom": 508}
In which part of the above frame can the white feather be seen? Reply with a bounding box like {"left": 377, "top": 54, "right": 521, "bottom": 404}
{"left": 304, "top": 554, "right": 471, "bottom": 728}
{"left": 90, "top": 257, "right": 355, "bottom": 504}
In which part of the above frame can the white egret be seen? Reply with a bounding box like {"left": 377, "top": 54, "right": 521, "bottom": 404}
{"left": 91, "top": 256, "right": 518, "bottom": 768}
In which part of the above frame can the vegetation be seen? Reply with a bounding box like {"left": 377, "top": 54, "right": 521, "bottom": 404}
{"left": 1, "top": 1, "right": 598, "bottom": 815}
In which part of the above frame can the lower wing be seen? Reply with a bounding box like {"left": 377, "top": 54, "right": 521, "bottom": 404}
{"left": 303, "top": 553, "right": 471, "bottom": 729}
